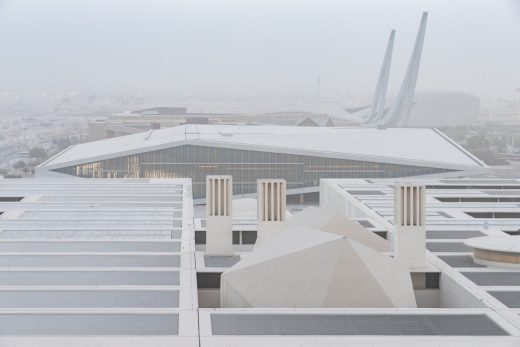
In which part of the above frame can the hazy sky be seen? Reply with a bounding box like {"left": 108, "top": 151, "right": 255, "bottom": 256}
{"left": 0, "top": 0, "right": 518, "bottom": 98}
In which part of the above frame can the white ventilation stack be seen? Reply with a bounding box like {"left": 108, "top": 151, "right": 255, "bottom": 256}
{"left": 206, "top": 175, "right": 233, "bottom": 255}
{"left": 255, "top": 179, "right": 286, "bottom": 247}
{"left": 394, "top": 184, "right": 426, "bottom": 269}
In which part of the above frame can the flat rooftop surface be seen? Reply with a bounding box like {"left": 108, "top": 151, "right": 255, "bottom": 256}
{"left": 319, "top": 178, "right": 520, "bottom": 343}
{"left": 0, "top": 178, "right": 198, "bottom": 346}
{"left": 2, "top": 178, "right": 520, "bottom": 346}
{"left": 464, "top": 235, "right": 520, "bottom": 253}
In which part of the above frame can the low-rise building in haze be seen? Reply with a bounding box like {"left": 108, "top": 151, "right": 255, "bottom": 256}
{"left": 408, "top": 91, "right": 480, "bottom": 127}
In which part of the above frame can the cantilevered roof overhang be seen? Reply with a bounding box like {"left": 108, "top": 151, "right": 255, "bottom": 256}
{"left": 37, "top": 125, "right": 486, "bottom": 174}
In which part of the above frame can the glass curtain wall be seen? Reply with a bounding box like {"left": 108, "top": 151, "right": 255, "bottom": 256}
{"left": 54, "top": 145, "right": 453, "bottom": 198}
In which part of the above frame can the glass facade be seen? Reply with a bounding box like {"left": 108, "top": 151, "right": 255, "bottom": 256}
{"left": 53, "top": 145, "right": 454, "bottom": 199}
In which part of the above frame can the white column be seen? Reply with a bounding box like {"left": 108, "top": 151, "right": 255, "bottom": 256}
{"left": 394, "top": 183, "right": 426, "bottom": 269}
{"left": 206, "top": 175, "right": 233, "bottom": 255}
{"left": 256, "top": 179, "right": 286, "bottom": 248}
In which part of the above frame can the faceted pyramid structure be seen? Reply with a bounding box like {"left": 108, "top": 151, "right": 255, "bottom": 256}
{"left": 287, "top": 206, "right": 390, "bottom": 252}
{"left": 221, "top": 226, "right": 416, "bottom": 308}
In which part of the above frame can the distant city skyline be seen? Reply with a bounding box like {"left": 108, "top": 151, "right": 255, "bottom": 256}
{"left": 0, "top": 0, "right": 518, "bottom": 99}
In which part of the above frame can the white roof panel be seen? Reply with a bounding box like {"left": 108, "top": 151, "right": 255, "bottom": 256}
{"left": 39, "top": 125, "right": 485, "bottom": 170}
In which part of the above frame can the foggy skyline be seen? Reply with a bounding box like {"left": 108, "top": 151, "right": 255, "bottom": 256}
{"left": 0, "top": 0, "right": 518, "bottom": 99}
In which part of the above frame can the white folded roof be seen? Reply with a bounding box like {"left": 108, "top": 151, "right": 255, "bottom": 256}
{"left": 39, "top": 125, "right": 485, "bottom": 171}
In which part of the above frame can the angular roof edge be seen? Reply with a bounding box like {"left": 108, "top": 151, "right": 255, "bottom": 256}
{"left": 37, "top": 125, "right": 487, "bottom": 172}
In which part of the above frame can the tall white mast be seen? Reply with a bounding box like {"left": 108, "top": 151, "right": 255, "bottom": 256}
{"left": 378, "top": 12, "right": 428, "bottom": 128}
{"left": 368, "top": 29, "right": 395, "bottom": 122}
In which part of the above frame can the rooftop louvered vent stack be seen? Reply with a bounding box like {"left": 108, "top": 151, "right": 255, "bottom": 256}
{"left": 256, "top": 179, "right": 286, "bottom": 247}
{"left": 206, "top": 175, "right": 233, "bottom": 255}
{"left": 394, "top": 184, "right": 426, "bottom": 269}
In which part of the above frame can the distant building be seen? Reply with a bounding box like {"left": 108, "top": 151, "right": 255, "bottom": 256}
{"left": 37, "top": 125, "right": 486, "bottom": 200}
{"left": 87, "top": 106, "right": 237, "bottom": 141}
{"left": 88, "top": 118, "right": 109, "bottom": 141}
{"left": 132, "top": 106, "right": 188, "bottom": 115}
{"left": 87, "top": 108, "right": 340, "bottom": 141}
{"left": 407, "top": 91, "right": 480, "bottom": 127}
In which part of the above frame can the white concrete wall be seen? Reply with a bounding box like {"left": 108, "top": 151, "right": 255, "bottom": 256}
{"left": 205, "top": 216, "right": 233, "bottom": 255}
{"left": 220, "top": 279, "right": 252, "bottom": 308}
{"left": 439, "top": 273, "right": 487, "bottom": 308}
{"left": 394, "top": 185, "right": 426, "bottom": 269}
{"left": 414, "top": 289, "right": 440, "bottom": 308}
{"left": 320, "top": 181, "right": 372, "bottom": 219}
{"left": 206, "top": 176, "right": 233, "bottom": 255}
{"left": 320, "top": 181, "right": 348, "bottom": 215}
{"left": 198, "top": 289, "right": 220, "bottom": 308}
